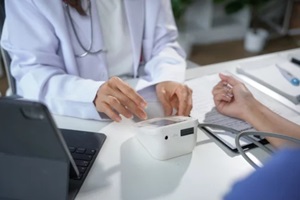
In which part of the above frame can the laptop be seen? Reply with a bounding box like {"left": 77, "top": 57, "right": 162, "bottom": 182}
{"left": 0, "top": 98, "right": 106, "bottom": 200}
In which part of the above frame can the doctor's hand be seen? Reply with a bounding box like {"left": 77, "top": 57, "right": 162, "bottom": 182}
{"left": 94, "top": 77, "right": 148, "bottom": 122}
{"left": 212, "top": 73, "right": 259, "bottom": 121}
{"left": 156, "top": 81, "right": 193, "bottom": 116}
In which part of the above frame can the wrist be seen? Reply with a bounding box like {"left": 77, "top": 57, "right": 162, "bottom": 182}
{"left": 240, "top": 98, "right": 264, "bottom": 124}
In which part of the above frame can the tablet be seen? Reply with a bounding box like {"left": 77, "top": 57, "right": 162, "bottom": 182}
{"left": 200, "top": 126, "right": 269, "bottom": 153}
{"left": 0, "top": 98, "right": 106, "bottom": 200}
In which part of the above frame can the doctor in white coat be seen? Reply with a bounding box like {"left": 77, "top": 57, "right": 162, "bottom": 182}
{"left": 1, "top": 0, "right": 192, "bottom": 121}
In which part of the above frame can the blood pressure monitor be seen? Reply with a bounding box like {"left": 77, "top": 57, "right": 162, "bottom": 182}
{"left": 135, "top": 116, "right": 198, "bottom": 160}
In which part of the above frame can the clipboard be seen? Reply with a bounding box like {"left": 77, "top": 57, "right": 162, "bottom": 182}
{"left": 199, "top": 125, "right": 269, "bottom": 153}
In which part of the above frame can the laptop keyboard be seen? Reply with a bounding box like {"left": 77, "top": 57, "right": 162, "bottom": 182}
{"left": 68, "top": 146, "right": 97, "bottom": 180}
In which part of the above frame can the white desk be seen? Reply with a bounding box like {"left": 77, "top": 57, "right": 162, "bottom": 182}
{"left": 53, "top": 48, "right": 300, "bottom": 200}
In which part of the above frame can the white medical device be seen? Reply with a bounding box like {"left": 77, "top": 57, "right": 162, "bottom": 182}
{"left": 135, "top": 116, "right": 198, "bottom": 160}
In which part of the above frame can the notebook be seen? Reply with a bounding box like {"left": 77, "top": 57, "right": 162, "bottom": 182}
{"left": 0, "top": 98, "right": 106, "bottom": 200}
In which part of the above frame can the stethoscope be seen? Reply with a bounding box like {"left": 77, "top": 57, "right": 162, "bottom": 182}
{"left": 64, "top": 0, "right": 105, "bottom": 57}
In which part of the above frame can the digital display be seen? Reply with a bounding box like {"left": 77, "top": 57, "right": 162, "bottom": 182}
{"left": 150, "top": 119, "right": 181, "bottom": 127}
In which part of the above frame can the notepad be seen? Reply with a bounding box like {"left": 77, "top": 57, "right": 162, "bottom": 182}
{"left": 237, "top": 59, "right": 300, "bottom": 104}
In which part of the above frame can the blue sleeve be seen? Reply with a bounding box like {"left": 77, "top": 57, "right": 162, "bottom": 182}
{"left": 224, "top": 148, "right": 300, "bottom": 200}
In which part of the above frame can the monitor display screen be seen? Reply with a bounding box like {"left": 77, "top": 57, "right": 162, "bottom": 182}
{"left": 150, "top": 119, "right": 182, "bottom": 127}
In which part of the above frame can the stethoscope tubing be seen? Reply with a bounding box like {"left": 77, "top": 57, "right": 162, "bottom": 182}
{"left": 64, "top": 0, "right": 105, "bottom": 57}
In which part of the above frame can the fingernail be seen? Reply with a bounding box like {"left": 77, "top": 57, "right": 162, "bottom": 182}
{"left": 141, "top": 112, "right": 148, "bottom": 120}
{"left": 226, "top": 92, "right": 233, "bottom": 98}
{"left": 226, "top": 83, "right": 233, "bottom": 89}
{"left": 140, "top": 102, "right": 147, "bottom": 108}
{"left": 115, "top": 116, "right": 122, "bottom": 122}
{"left": 223, "top": 93, "right": 232, "bottom": 99}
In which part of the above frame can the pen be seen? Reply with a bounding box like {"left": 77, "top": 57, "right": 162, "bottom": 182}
{"left": 291, "top": 57, "right": 300, "bottom": 67}
{"left": 276, "top": 65, "right": 300, "bottom": 86}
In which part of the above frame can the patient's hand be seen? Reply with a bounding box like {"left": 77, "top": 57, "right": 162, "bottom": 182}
{"left": 212, "top": 73, "right": 258, "bottom": 121}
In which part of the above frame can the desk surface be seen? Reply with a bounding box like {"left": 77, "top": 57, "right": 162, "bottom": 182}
{"left": 53, "top": 48, "right": 300, "bottom": 200}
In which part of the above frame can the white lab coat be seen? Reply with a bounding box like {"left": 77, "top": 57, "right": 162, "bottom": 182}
{"left": 1, "top": 0, "right": 186, "bottom": 120}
